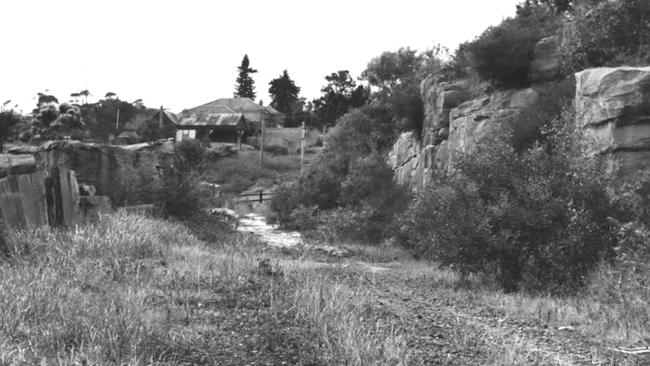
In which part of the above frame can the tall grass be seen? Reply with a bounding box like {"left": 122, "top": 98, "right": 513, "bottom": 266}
{"left": 288, "top": 272, "right": 409, "bottom": 365}
{"left": 0, "top": 211, "right": 405, "bottom": 365}
{"left": 0, "top": 212, "right": 254, "bottom": 364}
{"left": 201, "top": 151, "right": 307, "bottom": 195}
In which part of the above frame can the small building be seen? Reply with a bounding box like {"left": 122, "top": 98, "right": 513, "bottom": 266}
{"left": 175, "top": 97, "right": 284, "bottom": 143}
{"left": 175, "top": 113, "right": 245, "bottom": 143}
{"left": 115, "top": 129, "right": 140, "bottom": 145}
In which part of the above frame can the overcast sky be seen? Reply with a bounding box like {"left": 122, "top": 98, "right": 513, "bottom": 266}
{"left": 1, "top": 0, "right": 522, "bottom": 114}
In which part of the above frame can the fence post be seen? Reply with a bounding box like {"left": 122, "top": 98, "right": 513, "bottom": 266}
{"left": 259, "top": 190, "right": 263, "bottom": 203}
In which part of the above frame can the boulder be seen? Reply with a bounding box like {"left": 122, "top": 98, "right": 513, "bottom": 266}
{"left": 530, "top": 35, "right": 561, "bottom": 82}
{"left": 575, "top": 66, "right": 650, "bottom": 179}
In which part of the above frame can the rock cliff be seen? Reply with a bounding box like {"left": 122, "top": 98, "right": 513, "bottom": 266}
{"left": 390, "top": 79, "right": 542, "bottom": 189}
{"left": 35, "top": 140, "right": 173, "bottom": 205}
{"left": 390, "top": 65, "right": 650, "bottom": 189}
{"left": 575, "top": 66, "right": 650, "bottom": 179}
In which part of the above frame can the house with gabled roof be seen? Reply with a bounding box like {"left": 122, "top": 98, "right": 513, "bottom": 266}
{"left": 174, "top": 97, "right": 283, "bottom": 143}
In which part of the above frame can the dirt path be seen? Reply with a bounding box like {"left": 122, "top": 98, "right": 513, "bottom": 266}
{"left": 235, "top": 213, "right": 646, "bottom": 365}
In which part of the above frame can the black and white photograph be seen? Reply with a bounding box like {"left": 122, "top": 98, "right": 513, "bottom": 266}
{"left": 1, "top": 0, "right": 650, "bottom": 364}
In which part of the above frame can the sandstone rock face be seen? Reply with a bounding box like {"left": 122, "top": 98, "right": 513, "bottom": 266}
{"left": 530, "top": 35, "right": 561, "bottom": 82}
{"left": 575, "top": 66, "right": 650, "bottom": 179}
{"left": 420, "top": 76, "right": 470, "bottom": 146}
{"left": 36, "top": 140, "right": 172, "bottom": 205}
{"left": 388, "top": 132, "right": 422, "bottom": 188}
{"left": 0, "top": 154, "right": 36, "bottom": 179}
{"left": 389, "top": 82, "right": 542, "bottom": 190}
{"left": 447, "top": 88, "right": 539, "bottom": 166}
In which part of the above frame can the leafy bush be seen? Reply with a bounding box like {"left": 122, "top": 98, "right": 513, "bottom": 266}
{"left": 264, "top": 145, "right": 289, "bottom": 155}
{"left": 272, "top": 150, "right": 408, "bottom": 244}
{"left": 270, "top": 106, "right": 409, "bottom": 243}
{"left": 561, "top": 0, "right": 650, "bottom": 72}
{"left": 159, "top": 171, "right": 204, "bottom": 219}
{"left": 174, "top": 139, "right": 205, "bottom": 170}
{"left": 510, "top": 79, "right": 575, "bottom": 152}
{"left": 399, "top": 114, "right": 628, "bottom": 293}
{"left": 457, "top": 4, "right": 560, "bottom": 88}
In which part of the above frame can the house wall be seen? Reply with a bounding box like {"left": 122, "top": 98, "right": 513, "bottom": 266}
{"left": 176, "top": 129, "right": 196, "bottom": 141}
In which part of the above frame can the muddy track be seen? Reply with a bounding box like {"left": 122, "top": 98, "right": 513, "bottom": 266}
{"left": 240, "top": 212, "right": 647, "bottom": 365}
{"left": 331, "top": 267, "right": 645, "bottom": 365}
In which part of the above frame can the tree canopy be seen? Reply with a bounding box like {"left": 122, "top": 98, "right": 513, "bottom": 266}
{"left": 312, "top": 70, "right": 369, "bottom": 128}
{"left": 268, "top": 70, "right": 301, "bottom": 114}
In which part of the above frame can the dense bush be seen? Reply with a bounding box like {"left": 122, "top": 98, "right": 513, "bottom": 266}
{"left": 264, "top": 145, "right": 289, "bottom": 155}
{"left": 399, "top": 114, "right": 630, "bottom": 293}
{"left": 361, "top": 47, "right": 445, "bottom": 137}
{"left": 174, "top": 139, "right": 206, "bottom": 170}
{"left": 561, "top": 0, "right": 650, "bottom": 72}
{"left": 510, "top": 79, "right": 575, "bottom": 152}
{"left": 159, "top": 171, "right": 204, "bottom": 219}
{"left": 270, "top": 107, "right": 408, "bottom": 243}
{"left": 457, "top": 4, "right": 560, "bottom": 88}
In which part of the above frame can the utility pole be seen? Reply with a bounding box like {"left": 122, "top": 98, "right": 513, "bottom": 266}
{"left": 115, "top": 108, "right": 120, "bottom": 130}
{"left": 300, "top": 121, "right": 306, "bottom": 171}
{"left": 259, "top": 101, "right": 265, "bottom": 167}
{"left": 259, "top": 113, "right": 265, "bottom": 166}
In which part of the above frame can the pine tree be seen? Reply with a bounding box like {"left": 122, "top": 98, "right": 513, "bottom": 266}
{"left": 268, "top": 70, "right": 301, "bottom": 114}
{"left": 234, "top": 54, "right": 258, "bottom": 99}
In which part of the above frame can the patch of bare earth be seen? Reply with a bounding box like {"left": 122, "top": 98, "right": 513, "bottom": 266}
{"left": 296, "top": 255, "right": 650, "bottom": 365}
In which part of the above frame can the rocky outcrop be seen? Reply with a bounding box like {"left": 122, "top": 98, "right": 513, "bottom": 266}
{"left": 0, "top": 154, "right": 36, "bottom": 179}
{"left": 447, "top": 88, "right": 540, "bottom": 165}
{"left": 420, "top": 77, "right": 469, "bottom": 145}
{"left": 530, "top": 35, "right": 562, "bottom": 83}
{"left": 575, "top": 66, "right": 650, "bottom": 179}
{"left": 390, "top": 80, "right": 541, "bottom": 188}
{"left": 36, "top": 140, "right": 173, "bottom": 205}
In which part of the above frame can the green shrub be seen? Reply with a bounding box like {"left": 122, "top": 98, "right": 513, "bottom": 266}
{"left": 399, "top": 114, "right": 627, "bottom": 293}
{"left": 561, "top": 0, "right": 650, "bottom": 72}
{"left": 458, "top": 4, "right": 560, "bottom": 88}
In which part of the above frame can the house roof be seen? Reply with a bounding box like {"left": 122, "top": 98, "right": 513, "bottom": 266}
{"left": 116, "top": 130, "right": 139, "bottom": 139}
{"left": 176, "top": 112, "right": 245, "bottom": 128}
{"left": 180, "top": 97, "right": 283, "bottom": 123}
{"left": 153, "top": 110, "right": 180, "bottom": 125}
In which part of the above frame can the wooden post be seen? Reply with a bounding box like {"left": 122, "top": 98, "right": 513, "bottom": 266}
{"left": 237, "top": 129, "right": 243, "bottom": 151}
{"left": 259, "top": 110, "right": 265, "bottom": 167}
{"left": 159, "top": 105, "right": 164, "bottom": 129}
{"left": 300, "top": 122, "right": 306, "bottom": 171}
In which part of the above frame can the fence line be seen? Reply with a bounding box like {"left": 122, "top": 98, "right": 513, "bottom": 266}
{"left": 238, "top": 190, "right": 274, "bottom": 203}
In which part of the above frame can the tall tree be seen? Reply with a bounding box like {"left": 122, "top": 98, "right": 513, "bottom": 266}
{"left": 268, "top": 70, "right": 301, "bottom": 114}
{"left": 312, "top": 70, "right": 369, "bottom": 128}
{"left": 75, "top": 89, "right": 91, "bottom": 105}
{"left": 234, "top": 54, "right": 258, "bottom": 99}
